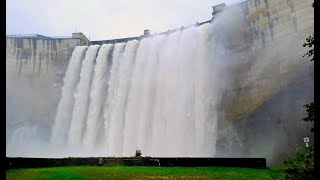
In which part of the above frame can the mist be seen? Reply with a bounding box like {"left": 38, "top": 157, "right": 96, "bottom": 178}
{"left": 6, "top": 2, "right": 313, "bottom": 166}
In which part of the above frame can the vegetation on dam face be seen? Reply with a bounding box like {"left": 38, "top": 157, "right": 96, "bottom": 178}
{"left": 6, "top": 166, "right": 285, "bottom": 180}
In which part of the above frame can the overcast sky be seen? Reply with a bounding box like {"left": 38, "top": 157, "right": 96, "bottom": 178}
{"left": 7, "top": 0, "right": 243, "bottom": 40}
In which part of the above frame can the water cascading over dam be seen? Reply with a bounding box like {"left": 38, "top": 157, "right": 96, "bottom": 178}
{"left": 6, "top": 0, "right": 313, "bottom": 165}
{"left": 51, "top": 23, "right": 222, "bottom": 157}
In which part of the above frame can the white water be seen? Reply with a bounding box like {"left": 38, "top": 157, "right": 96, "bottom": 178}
{"left": 50, "top": 46, "right": 88, "bottom": 145}
{"left": 103, "top": 43, "right": 127, "bottom": 155}
{"left": 82, "top": 44, "right": 113, "bottom": 148}
{"left": 106, "top": 40, "right": 139, "bottom": 156}
{"left": 50, "top": 23, "right": 221, "bottom": 157}
{"left": 68, "top": 45, "right": 100, "bottom": 147}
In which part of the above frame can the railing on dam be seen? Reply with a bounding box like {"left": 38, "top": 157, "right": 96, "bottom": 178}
{"left": 48, "top": 36, "right": 73, "bottom": 39}
{"left": 6, "top": 34, "right": 73, "bottom": 39}
{"left": 228, "top": 0, "right": 247, "bottom": 7}
{"left": 90, "top": 19, "right": 212, "bottom": 45}
{"left": 7, "top": 2, "right": 248, "bottom": 46}
{"left": 90, "top": 1, "right": 250, "bottom": 45}
{"left": 6, "top": 34, "right": 49, "bottom": 38}
{"left": 91, "top": 36, "right": 143, "bottom": 45}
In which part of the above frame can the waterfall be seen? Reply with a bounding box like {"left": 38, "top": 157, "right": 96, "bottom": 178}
{"left": 123, "top": 35, "right": 167, "bottom": 156}
{"left": 51, "top": 23, "right": 220, "bottom": 157}
{"left": 68, "top": 45, "right": 100, "bottom": 147}
{"left": 82, "top": 44, "right": 113, "bottom": 148}
{"left": 103, "top": 43, "right": 126, "bottom": 155}
{"left": 106, "top": 40, "right": 139, "bottom": 156}
{"left": 50, "top": 46, "right": 87, "bottom": 145}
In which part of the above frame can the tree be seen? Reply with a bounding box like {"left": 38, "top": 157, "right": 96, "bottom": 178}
{"left": 302, "top": 3, "right": 314, "bottom": 61}
{"left": 303, "top": 34, "right": 314, "bottom": 61}
{"left": 303, "top": 102, "right": 314, "bottom": 132}
{"left": 284, "top": 3, "right": 314, "bottom": 179}
{"left": 302, "top": 3, "right": 314, "bottom": 133}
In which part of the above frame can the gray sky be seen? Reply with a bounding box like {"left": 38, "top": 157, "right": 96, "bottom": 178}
{"left": 6, "top": 0, "right": 243, "bottom": 40}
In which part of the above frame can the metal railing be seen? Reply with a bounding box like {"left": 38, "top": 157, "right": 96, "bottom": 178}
{"left": 228, "top": 0, "right": 248, "bottom": 7}
{"left": 6, "top": 34, "right": 50, "bottom": 38}
{"left": 48, "top": 36, "right": 73, "bottom": 39}
{"left": 6, "top": 34, "right": 72, "bottom": 39}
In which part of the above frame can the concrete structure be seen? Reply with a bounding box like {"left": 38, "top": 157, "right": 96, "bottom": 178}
{"left": 6, "top": 0, "right": 313, "bottom": 165}
{"left": 213, "top": 0, "right": 314, "bottom": 165}
{"left": 212, "top": 3, "right": 227, "bottom": 19}
{"left": 6, "top": 157, "right": 267, "bottom": 169}
{"left": 72, "top": 32, "right": 90, "bottom": 45}
{"left": 6, "top": 32, "right": 90, "bottom": 78}
{"left": 6, "top": 32, "right": 90, "bottom": 141}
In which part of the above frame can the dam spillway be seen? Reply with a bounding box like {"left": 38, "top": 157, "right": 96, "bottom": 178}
{"left": 51, "top": 24, "right": 220, "bottom": 157}
{"left": 6, "top": 0, "right": 314, "bottom": 165}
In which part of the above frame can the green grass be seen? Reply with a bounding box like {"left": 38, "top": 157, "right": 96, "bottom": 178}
{"left": 6, "top": 166, "right": 285, "bottom": 180}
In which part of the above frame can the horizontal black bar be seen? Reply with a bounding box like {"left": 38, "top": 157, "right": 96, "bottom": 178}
{"left": 6, "top": 157, "right": 266, "bottom": 170}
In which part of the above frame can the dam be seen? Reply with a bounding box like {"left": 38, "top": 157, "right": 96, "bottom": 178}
{"left": 6, "top": 0, "right": 314, "bottom": 166}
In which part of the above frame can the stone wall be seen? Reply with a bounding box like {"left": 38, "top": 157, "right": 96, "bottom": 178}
{"left": 214, "top": 0, "right": 313, "bottom": 165}
{"left": 6, "top": 35, "right": 85, "bottom": 144}
{"left": 219, "top": 0, "right": 313, "bottom": 124}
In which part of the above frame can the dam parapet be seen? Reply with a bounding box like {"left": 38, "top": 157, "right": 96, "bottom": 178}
{"left": 90, "top": 19, "right": 213, "bottom": 45}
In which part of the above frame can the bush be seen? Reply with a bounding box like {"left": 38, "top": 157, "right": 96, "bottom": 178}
{"left": 284, "top": 144, "right": 314, "bottom": 179}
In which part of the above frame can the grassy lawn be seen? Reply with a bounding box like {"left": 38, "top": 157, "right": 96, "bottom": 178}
{"left": 6, "top": 166, "right": 285, "bottom": 180}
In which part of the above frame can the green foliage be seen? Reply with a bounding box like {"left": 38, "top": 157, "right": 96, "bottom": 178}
{"left": 268, "top": 167, "right": 286, "bottom": 180}
{"left": 302, "top": 3, "right": 314, "bottom": 131}
{"left": 286, "top": 3, "right": 315, "bottom": 178}
{"left": 303, "top": 4, "right": 314, "bottom": 61}
{"left": 6, "top": 166, "right": 279, "bottom": 180}
{"left": 302, "top": 3, "right": 314, "bottom": 132}
{"left": 284, "top": 144, "right": 314, "bottom": 179}
{"left": 303, "top": 102, "right": 314, "bottom": 132}
{"left": 303, "top": 34, "right": 314, "bottom": 61}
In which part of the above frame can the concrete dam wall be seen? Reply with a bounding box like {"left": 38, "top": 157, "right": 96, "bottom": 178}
{"left": 6, "top": 0, "right": 313, "bottom": 166}
{"left": 6, "top": 33, "right": 90, "bottom": 143}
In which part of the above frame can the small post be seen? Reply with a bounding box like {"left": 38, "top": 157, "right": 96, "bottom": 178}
{"left": 135, "top": 150, "right": 142, "bottom": 157}
{"left": 144, "top": 30, "right": 150, "bottom": 36}
{"left": 304, "top": 137, "right": 310, "bottom": 147}
{"left": 98, "top": 157, "right": 103, "bottom": 165}
{"left": 303, "top": 137, "right": 310, "bottom": 160}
